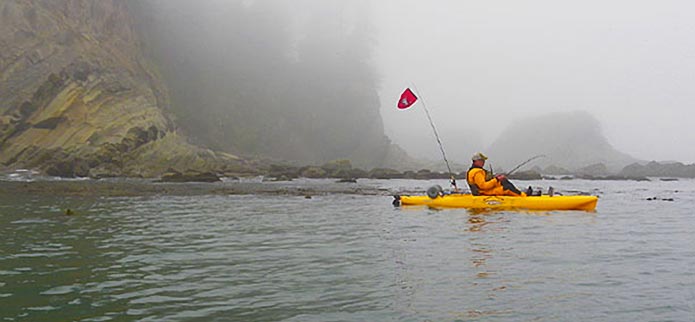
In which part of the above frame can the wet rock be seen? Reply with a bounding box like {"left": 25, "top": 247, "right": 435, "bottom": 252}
{"left": 44, "top": 156, "right": 90, "bottom": 178}
{"left": 577, "top": 174, "right": 649, "bottom": 181}
{"left": 620, "top": 161, "right": 695, "bottom": 178}
{"left": 414, "top": 169, "right": 432, "bottom": 179}
{"left": 412, "top": 169, "right": 450, "bottom": 179}
{"left": 321, "top": 159, "right": 352, "bottom": 174}
{"left": 88, "top": 166, "right": 120, "bottom": 179}
{"left": 300, "top": 166, "right": 326, "bottom": 178}
{"left": 401, "top": 171, "right": 417, "bottom": 179}
{"left": 368, "top": 168, "right": 403, "bottom": 179}
{"left": 160, "top": 169, "right": 221, "bottom": 182}
{"left": 646, "top": 197, "right": 674, "bottom": 202}
{"left": 348, "top": 168, "right": 368, "bottom": 179}
{"left": 576, "top": 163, "right": 609, "bottom": 177}
{"left": 265, "top": 175, "right": 292, "bottom": 182}
{"left": 319, "top": 160, "right": 368, "bottom": 179}
{"left": 509, "top": 170, "right": 542, "bottom": 180}
{"left": 267, "top": 164, "right": 300, "bottom": 179}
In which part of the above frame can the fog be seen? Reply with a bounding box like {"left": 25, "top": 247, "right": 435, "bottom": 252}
{"left": 131, "top": 0, "right": 397, "bottom": 167}
{"left": 131, "top": 1, "right": 695, "bottom": 167}
{"left": 373, "top": 1, "right": 695, "bottom": 164}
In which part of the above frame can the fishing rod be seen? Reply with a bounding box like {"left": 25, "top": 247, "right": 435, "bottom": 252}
{"left": 410, "top": 85, "right": 457, "bottom": 190}
{"left": 505, "top": 154, "right": 547, "bottom": 176}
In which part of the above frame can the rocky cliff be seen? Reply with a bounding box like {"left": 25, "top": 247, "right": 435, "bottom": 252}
{"left": 0, "top": 1, "right": 263, "bottom": 177}
{"left": 1, "top": 1, "right": 406, "bottom": 177}
{"left": 130, "top": 0, "right": 403, "bottom": 169}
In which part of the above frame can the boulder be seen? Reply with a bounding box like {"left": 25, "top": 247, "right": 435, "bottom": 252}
{"left": 576, "top": 163, "right": 609, "bottom": 177}
{"left": 368, "top": 168, "right": 403, "bottom": 179}
{"left": 321, "top": 159, "right": 352, "bottom": 172}
{"left": 509, "top": 170, "right": 542, "bottom": 180}
{"left": 268, "top": 164, "right": 300, "bottom": 179}
{"left": 160, "top": 169, "right": 221, "bottom": 182}
{"left": 619, "top": 161, "right": 695, "bottom": 178}
{"left": 300, "top": 166, "right": 327, "bottom": 178}
{"left": 348, "top": 168, "right": 368, "bottom": 179}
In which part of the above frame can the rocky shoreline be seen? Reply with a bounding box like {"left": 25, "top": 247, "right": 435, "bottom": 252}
{"left": 1, "top": 158, "right": 660, "bottom": 192}
{"left": 0, "top": 171, "right": 664, "bottom": 200}
{"left": 0, "top": 178, "right": 391, "bottom": 198}
{"left": 154, "top": 160, "right": 655, "bottom": 184}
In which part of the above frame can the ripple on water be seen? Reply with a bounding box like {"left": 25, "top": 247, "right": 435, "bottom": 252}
{"left": 1, "top": 181, "right": 695, "bottom": 321}
{"left": 40, "top": 285, "right": 80, "bottom": 295}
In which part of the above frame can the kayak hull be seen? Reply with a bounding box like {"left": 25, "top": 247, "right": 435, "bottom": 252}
{"left": 396, "top": 194, "right": 598, "bottom": 211}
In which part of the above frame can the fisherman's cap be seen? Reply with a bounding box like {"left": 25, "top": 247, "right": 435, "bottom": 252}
{"left": 472, "top": 152, "right": 488, "bottom": 161}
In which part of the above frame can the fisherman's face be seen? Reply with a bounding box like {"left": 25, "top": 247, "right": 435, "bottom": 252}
{"left": 474, "top": 159, "right": 485, "bottom": 167}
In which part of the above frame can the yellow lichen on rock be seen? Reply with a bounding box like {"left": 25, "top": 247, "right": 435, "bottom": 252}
{"left": 0, "top": 1, "right": 272, "bottom": 178}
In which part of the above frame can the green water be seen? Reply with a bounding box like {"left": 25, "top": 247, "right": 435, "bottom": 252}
{"left": 1, "top": 179, "right": 694, "bottom": 321}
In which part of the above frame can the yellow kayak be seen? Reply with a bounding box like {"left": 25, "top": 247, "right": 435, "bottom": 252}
{"left": 394, "top": 194, "right": 598, "bottom": 211}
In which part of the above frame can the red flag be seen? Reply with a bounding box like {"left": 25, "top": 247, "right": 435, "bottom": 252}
{"left": 397, "top": 88, "right": 418, "bottom": 109}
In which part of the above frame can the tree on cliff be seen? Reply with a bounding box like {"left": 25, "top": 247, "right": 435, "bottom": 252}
{"left": 133, "top": 0, "right": 392, "bottom": 168}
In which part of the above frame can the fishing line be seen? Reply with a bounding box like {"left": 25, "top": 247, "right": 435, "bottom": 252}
{"left": 411, "top": 84, "right": 456, "bottom": 189}
{"left": 506, "top": 154, "right": 547, "bottom": 176}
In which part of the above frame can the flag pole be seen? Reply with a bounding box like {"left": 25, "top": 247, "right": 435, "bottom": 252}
{"left": 410, "top": 84, "right": 457, "bottom": 190}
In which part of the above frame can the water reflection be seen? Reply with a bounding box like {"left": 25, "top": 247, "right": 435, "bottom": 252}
{"left": 466, "top": 215, "right": 494, "bottom": 278}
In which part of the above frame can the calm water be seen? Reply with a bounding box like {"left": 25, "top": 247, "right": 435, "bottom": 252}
{"left": 1, "top": 178, "right": 694, "bottom": 321}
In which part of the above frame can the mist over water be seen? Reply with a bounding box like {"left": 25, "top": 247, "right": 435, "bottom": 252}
{"left": 373, "top": 0, "right": 695, "bottom": 164}
{"left": 131, "top": 0, "right": 695, "bottom": 167}
{"left": 4, "top": 0, "right": 695, "bottom": 176}
{"left": 5, "top": 2, "right": 695, "bottom": 321}
{"left": 129, "top": 0, "right": 392, "bottom": 168}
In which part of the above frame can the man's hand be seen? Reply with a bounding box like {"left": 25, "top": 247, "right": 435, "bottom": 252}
{"left": 495, "top": 174, "right": 506, "bottom": 181}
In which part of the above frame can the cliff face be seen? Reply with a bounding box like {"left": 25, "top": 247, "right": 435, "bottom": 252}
{"left": 1, "top": 1, "right": 406, "bottom": 176}
{"left": 0, "top": 1, "right": 246, "bottom": 177}
{"left": 130, "top": 0, "right": 401, "bottom": 169}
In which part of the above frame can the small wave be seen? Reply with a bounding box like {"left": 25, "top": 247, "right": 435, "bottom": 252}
{"left": 41, "top": 285, "right": 80, "bottom": 295}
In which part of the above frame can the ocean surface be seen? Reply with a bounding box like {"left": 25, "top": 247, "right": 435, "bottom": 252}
{"left": 1, "top": 177, "right": 694, "bottom": 321}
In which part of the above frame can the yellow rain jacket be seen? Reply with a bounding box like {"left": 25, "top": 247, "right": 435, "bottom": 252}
{"left": 467, "top": 167, "right": 505, "bottom": 195}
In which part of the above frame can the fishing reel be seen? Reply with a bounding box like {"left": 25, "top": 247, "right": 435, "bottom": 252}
{"left": 426, "top": 185, "right": 444, "bottom": 199}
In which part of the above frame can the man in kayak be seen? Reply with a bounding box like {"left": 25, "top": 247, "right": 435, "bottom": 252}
{"left": 466, "top": 152, "right": 526, "bottom": 197}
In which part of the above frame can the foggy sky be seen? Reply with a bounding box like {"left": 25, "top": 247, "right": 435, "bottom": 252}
{"left": 373, "top": 1, "right": 695, "bottom": 164}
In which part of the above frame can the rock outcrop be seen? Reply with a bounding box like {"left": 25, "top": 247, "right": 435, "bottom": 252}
{"left": 619, "top": 161, "right": 695, "bottom": 178}
{"left": 487, "top": 111, "right": 638, "bottom": 173}
{"left": 0, "top": 1, "right": 247, "bottom": 177}
{"left": 129, "top": 1, "right": 409, "bottom": 170}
